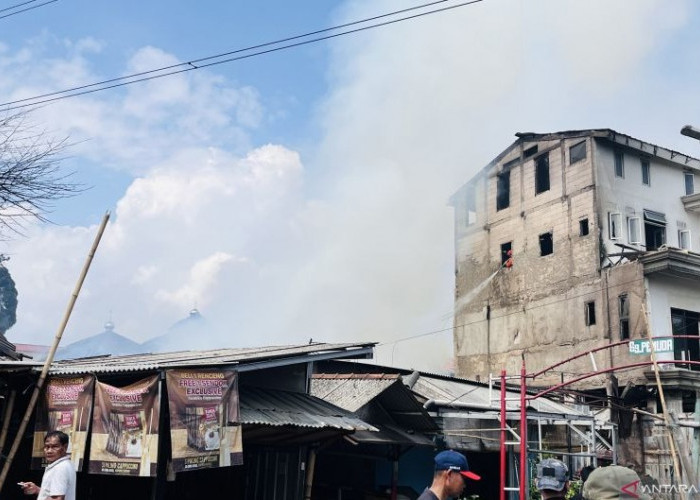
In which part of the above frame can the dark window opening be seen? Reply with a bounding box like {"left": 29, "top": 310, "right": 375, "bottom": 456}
{"left": 539, "top": 232, "right": 553, "bottom": 256}
{"left": 619, "top": 294, "right": 630, "bottom": 340}
{"left": 496, "top": 170, "right": 510, "bottom": 211}
{"left": 524, "top": 145, "right": 539, "bottom": 159}
{"left": 614, "top": 151, "right": 624, "bottom": 178}
{"left": 641, "top": 159, "right": 650, "bottom": 186}
{"left": 643, "top": 209, "right": 666, "bottom": 251}
{"left": 570, "top": 141, "right": 587, "bottom": 164}
{"left": 535, "top": 153, "right": 550, "bottom": 194}
{"left": 686, "top": 172, "right": 695, "bottom": 196}
{"left": 500, "top": 242, "right": 512, "bottom": 266}
{"left": 585, "top": 301, "right": 596, "bottom": 326}
{"left": 579, "top": 218, "right": 589, "bottom": 236}
{"left": 683, "top": 390, "right": 697, "bottom": 413}
{"left": 672, "top": 308, "right": 700, "bottom": 370}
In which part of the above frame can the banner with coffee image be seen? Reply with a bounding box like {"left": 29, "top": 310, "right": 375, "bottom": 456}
{"left": 88, "top": 375, "right": 160, "bottom": 476}
{"left": 32, "top": 375, "right": 95, "bottom": 471}
{"left": 166, "top": 369, "right": 242, "bottom": 472}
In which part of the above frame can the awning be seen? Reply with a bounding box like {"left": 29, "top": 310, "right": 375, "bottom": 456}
{"left": 643, "top": 209, "right": 666, "bottom": 225}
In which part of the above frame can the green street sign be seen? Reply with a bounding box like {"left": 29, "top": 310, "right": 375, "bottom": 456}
{"left": 628, "top": 338, "right": 674, "bottom": 355}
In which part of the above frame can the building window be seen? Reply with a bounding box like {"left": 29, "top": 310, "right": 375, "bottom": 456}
{"left": 500, "top": 242, "right": 512, "bottom": 266}
{"left": 579, "top": 218, "right": 589, "bottom": 236}
{"left": 614, "top": 151, "right": 624, "bottom": 178}
{"left": 539, "top": 232, "right": 553, "bottom": 256}
{"left": 465, "top": 184, "right": 476, "bottom": 226}
{"left": 523, "top": 145, "right": 538, "bottom": 158}
{"left": 535, "top": 153, "right": 550, "bottom": 194}
{"left": 641, "top": 159, "right": 650, "bottom": 186}
{"left": 585, "top": 301, "right": 596, "bottom": 326}
{"left": 570, "top": 141, "right": 586, "bottom": 164}
{"left": 685, "top": 172, "right": 695, "bottom": 195}
{"left": 672, "top": 308, "right": 700, "bottom": 370}
{"left": 619, "top": 294, "right": 630, "bottom": 340}
{"left": 496, "top": 170, "right": 510, "bottom": 211}
{"left": 679, "top": 230, "right": 691, "bottom": 250}
{"left": 627, "top": 216, "right": 641, "bottom": 244}
{"left": 643, "top": 209, "right": 666, "bottom": 251}
{"left": 608, "top": 212, "right": 622, "bottom": 240}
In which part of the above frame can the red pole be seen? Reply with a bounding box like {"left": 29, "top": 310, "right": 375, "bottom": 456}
{"left": 500, "top": 370, "right": 506, "bottom": 500}
{"left": 520, "top": 360, "right": 527, "bottom": 500}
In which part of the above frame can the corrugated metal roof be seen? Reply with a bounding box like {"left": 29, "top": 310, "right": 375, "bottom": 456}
{"left": 47, "top": 342, "right": 375, "bottom": 375}
{"left": 240, "top": 386, "right": 377, "bottom": 432}
{"left": 411, "top": 375, "right": 587, "bottom": 415}
{"left": 310, "top": 373, "right": 399, "bottom": 412}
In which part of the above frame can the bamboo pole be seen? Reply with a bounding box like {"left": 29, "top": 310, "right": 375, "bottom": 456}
{"left": 0, "top": 390, "right": 16, "bottom": 454}
{"left": 642, "top": 303, "right": 685, "bottom": 498}
{"left": 0, "top": 212, "right": 110, "bottom": 493}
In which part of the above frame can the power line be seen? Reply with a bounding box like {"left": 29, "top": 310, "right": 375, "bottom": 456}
{"left": 0, "top": 0, "right": 483, "bottom": 111}
{"left": 0, "top": 0, "right": 57, "bottom": 21}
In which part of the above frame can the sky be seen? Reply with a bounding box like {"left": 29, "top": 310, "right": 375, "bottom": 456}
{"left": 1, "top": 0, "right": 699, "bottom": 372}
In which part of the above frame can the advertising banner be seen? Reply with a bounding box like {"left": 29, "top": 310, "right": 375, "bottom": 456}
{"left": 32, "top": 375, "right": 95, "bottom": 471}
{"left": 88, "top": 375, "right": 160, "bottom": 476}
{"left": 166, "top": 369, "right": 242, "bottom": 472}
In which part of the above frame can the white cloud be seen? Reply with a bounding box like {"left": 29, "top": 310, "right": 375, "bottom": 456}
{"left": 1, "top": 0, "right": 698, "bottom": 374}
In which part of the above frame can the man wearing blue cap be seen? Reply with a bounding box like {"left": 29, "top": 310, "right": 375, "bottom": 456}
{"left": 536, "top": 458, "right": 569, "bottom": 500}
{"left": 417, "top": 450, "right": 481, "bottom": 500}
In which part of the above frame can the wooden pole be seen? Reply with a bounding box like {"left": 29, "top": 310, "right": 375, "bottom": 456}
{"left": 0, "top": 390, "right": 16, "bottom": 454}
{"left": 642, "top": 304, "right": 685, "bottom": 498}
{"left": 0, "top": 212, "right": 110, "bottom": 493}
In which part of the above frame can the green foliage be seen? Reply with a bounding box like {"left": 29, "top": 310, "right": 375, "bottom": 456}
{"left": 0, "top": 264, "right": 17, "bottom": 334}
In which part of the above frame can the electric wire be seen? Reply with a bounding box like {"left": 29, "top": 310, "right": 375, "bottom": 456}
{"left": 0, "top": 0, "right": 57, "bottom": 20}
{"left": 0, "top": 0, "right": 483, "bottom": 110}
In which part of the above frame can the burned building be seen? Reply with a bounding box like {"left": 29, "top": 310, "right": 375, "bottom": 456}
{"left": 450, "top": 129, "right": 700, "bottom": 476}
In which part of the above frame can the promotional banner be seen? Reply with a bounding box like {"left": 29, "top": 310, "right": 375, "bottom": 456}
{"left": 166, "top": 369, "right": 242, "bottom": 472}
{"left": 32, "top": 375, "right": 95, "bottom": 471}
{"left": 88, "top": 375, "right": 160, "bottom": 476}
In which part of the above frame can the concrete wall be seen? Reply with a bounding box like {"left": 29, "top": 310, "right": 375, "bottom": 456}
{"left": 594, "top": 139, "right": 700, "bottom": 256}
{"left": 453, "top": 136, "right": 607, "bottom": 383}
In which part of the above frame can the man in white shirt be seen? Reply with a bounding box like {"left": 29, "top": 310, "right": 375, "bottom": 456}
{"left": 20, "top": 430, "right": 76, "bottom": 500}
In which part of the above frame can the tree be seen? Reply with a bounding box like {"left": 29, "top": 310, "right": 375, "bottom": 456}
{"left": 0, "top": 256, "right": 17, "bottom": 334}
{"left": 0, "top": 111, "right": 81, "bottom": 235}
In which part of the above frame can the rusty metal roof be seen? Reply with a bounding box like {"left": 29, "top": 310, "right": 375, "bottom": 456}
{"left": 240, "top": 386, "right": 377, "bottom": 431}
{"left": 310, "top": 373, "right": 400, "bottom": 412}
{"left": 46, "top": 342, "right": 375, "bottom": 375}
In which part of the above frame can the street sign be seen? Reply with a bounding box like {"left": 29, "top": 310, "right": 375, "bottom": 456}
{"left": 628, "top": 338, "right": 674, "bottom": 355}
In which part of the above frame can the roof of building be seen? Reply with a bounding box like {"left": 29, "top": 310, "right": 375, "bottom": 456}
{"left": 310, "top": 373, "right": 437, "bottom": 431}
{"left": 240, "top": 385, "right": 377, "bottom": 431}
{"left": 47, "top": 342, "right": 376, "bottom": 375}
{"left": 450, "top": 128, "right": 700, "bottom": 202}
{"left": 55, "top": 321, "right": 142, "bottom": 361}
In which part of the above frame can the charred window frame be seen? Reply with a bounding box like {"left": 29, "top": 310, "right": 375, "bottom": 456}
{"left": 523, "top": 145, "right": 539, "bottom": 159}
{"left": 619, "top": 294, "right": 630, "bottom": 340}
{"left": 569, "top": 141, "right": 587, "bottom": 164}
{"left": 539, "top": 232, "right": 553, "bottom": 256}
{"left": 585, "top": 301, "right": 596, "bottom": 326}
{"left": 614, "top": 150, "right": 625, "bottom": 178}
{"left": 535, "top": 153, "right": 550, "bottom": 194}
{"left": 496, "top": 169, "right": 511, "bottom": 211}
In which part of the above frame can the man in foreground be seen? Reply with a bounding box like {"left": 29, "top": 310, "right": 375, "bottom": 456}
{"left": 417, "top": 449, "right": 481, "bottom": 500}
{"left": 20, "top": 430, "right": 76, "bottom": 500}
